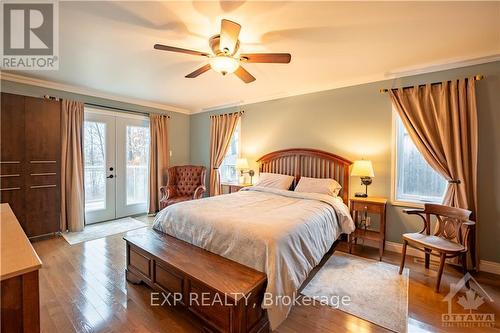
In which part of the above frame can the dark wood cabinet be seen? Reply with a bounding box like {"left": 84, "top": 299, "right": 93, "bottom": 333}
{"left": 1, "top": 93, "right": 26, "bottom": 225}
{"left": 1, "top": 93, "right": 61, "bottom": 237}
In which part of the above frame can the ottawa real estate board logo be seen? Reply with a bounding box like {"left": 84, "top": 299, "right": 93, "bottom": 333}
{"left": 442, "top": 273, "right": 495, "bottom": 328}
{"left": 1, "top": 0, "right": 58, "bottom": 70}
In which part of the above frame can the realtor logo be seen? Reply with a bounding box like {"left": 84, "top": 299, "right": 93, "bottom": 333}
{"left": 442, "top": 273, "right": 495, "bottom": 328}
{"left": 1, "top": 0, "right": 58, "bottom": 69}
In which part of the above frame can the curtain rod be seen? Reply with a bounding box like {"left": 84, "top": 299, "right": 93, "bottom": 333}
{"left": 379, "top": 74, "right": 484, "bottom": 93}
{"left": 43, "top": 95, "right": 170, "bottom": 118}
{"left": 209, "top": 110, "right": 245, "bottom": 118}
{"left": 85, "top": 102, "right": 170, "bottom": 118}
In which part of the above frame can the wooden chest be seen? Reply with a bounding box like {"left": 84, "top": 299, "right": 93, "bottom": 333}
{"left": 124, "top": 228, "right": 269, "bottom": 333}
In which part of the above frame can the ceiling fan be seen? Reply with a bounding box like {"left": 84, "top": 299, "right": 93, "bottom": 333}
{"left": 154, "top": 19, "right": 291, "bottom": 83}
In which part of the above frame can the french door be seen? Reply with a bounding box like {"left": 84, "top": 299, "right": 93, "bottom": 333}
{"left": 84, "top": 110, "right": 150, "bottom": 224}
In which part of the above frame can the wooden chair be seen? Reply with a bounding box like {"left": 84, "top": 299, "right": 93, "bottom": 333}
{"left": 398, "top": 204, "right": 475, "bottom": 292}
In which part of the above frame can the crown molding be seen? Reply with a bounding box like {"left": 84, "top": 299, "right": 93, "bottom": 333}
{"left": 385, "top": 53, "right": 500, "bottom": 78}
{"left": 194, "top": 52, "right": 500, "bottom": 114}
{"left": 3, "top": 52, "right": 498, "bottom": 116}
{"left": 200, "top": 100, "right": 245, "bottom": 113}
{"left": 0, "top": 72, "right": 192, "bottom": 115}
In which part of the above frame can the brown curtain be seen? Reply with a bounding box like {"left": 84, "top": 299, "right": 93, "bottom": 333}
{"left": 61, "top": 100, "right": 85, "bottom": 232}
{"left": 389, "top": 78, "right": 478, "bottom": 266}
{"left": 148, "top": 114, "right": 169, "bottom": 214}
{"left": 209, "top": 112, "right": 241, "bottom": 196}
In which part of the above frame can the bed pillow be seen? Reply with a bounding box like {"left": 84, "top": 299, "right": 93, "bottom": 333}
{"left": 294, "top": 177, "right": 342, "bottom": 197}
{"left": 255, "top": 173, "right": 295, "bottom": 190}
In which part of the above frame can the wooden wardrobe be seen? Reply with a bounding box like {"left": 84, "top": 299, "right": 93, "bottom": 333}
{"left": 1, "top": 93, "right": 61, "bottom": 237}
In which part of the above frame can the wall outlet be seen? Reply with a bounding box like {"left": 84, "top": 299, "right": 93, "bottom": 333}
{"left": 169, "top": 150, "right": 172, "bottom": 157}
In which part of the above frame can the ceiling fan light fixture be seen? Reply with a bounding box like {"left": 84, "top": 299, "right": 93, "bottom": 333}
{"left": 209, "top": 55, "right": 239, "bottom": 75}
{"left": 154, "top": 19, "right": 291, "bottom": 83}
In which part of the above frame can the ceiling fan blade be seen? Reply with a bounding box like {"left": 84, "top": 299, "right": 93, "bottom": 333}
{"left": 240, "top": 53, "right": 291, "bottom": 63}
{"left": 154, "top": 44, "right": 209, "bottom": 57}
{"left": 220, "top": 19, "right": 241, "bottom": 55}
{"left": 234, "top": 66, "right": 256, "bottom": 83}
{"left": 185, "top": 64, "right": 211, "bottom": 78}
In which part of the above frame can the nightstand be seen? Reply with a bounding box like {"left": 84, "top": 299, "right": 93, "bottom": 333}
{"left": 221, "top": 182, "right": 252, "bottom": 194}
{"left": 348, "top": 197, "right": 387, "bottom": 261}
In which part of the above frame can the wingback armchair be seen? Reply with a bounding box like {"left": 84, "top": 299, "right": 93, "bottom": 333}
{"left": 159, "top": 165, "right": 207, "bottom": 209}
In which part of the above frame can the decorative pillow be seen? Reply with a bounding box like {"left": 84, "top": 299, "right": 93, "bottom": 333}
{"left": 255, "top": 173, "right": 295, "bottom": 190}
{"left": 294, "top": 177, "right": 342, "bottom": 197}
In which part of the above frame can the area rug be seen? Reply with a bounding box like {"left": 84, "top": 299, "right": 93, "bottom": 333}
{"left": 301, "top": 252, "right": 409, "bottom": 333}
{"left": 62, "top": 217, "right": 147, "bottom": 245}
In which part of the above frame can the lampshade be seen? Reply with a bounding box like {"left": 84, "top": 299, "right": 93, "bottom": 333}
{"left": 351, "top": 160, "right": 375, "bottom": 177}
{"left": 236, "top": 158, "right": 249, "bottom": 169}
{"left": 209, "top": 55, "right": 239, "bottom": 75}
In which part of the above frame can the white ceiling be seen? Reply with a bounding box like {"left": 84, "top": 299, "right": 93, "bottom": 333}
{"left": 14, "top": 1, "right": 500, "bottom": 113}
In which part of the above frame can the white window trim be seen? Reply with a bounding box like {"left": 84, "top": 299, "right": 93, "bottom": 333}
{"left": 390, "top": 109, "right": 433, "bottom": 209}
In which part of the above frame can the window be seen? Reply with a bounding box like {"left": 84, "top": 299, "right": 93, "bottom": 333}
{"left": 219, "top": 120, "right": 241, "bottom": 183}
{"left": 394, "top": 114, "right": 447, "bottom": 204}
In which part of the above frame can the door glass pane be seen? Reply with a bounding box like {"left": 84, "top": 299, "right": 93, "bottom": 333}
{"left": 84, "top": 121, "right": 107, "bottom": 211}
{"left": 126, "top": 125, "right": 149, "bottom": 205}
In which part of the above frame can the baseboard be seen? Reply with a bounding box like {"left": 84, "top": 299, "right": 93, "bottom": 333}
{"left": 358, "top": 239, "right": 500, "bottom": 275}
{"left": 357, "top": 239, "right": 425, "bottom": 258}
{"left": 479, "top": 260, "right": 500, "bottom": 275}
{"left": 384, "top": 241, "right": 423, "bottom": 258}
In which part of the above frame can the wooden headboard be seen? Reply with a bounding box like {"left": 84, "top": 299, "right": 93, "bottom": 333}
{"left": 256, "top": 148, "right": 352, "bottom": 203}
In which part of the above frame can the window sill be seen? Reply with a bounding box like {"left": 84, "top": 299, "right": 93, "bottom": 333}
{"left": 390, "top": 200, "right": 425, "bottom": 209}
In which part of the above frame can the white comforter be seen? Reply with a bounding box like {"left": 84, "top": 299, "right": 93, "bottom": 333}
{"left": 153, "top": 186, "right": 355, "bottom": 330}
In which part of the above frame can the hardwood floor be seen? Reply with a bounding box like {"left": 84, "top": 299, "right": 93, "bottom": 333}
{"left": 32, "top": 226, "right": 499, "bottom": 333}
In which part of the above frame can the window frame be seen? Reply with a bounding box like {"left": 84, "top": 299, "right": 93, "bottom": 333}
{"left": 219, "top": 119, "right": 241, "bottom": 184}
{"left": 390, "top": 109, "right": 446, "bottom": 208}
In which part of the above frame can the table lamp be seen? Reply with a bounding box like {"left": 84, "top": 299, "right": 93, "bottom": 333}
{"left": 236, "top": 158, "right": 255, "bottom": 184}
{"left": 351, "top": 160, "right": 375, "bottom": 197}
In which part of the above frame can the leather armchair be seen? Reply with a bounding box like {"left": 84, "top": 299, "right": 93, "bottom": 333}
{"left": 159, "top": 165, "right": 207, "bottom": 209}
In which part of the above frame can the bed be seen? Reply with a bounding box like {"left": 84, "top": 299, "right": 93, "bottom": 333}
{"left": 125, "top": 148, "right": 354, "bottom": 332}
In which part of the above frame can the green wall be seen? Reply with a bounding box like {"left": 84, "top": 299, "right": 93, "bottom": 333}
{"left": 0, "top": 80, "right": 190, "bottom": 166}
{"left": 190, "top": 61, "right": 500, "bottom": 262}
{"left": 2, "top": 61, "right": 498, "bottom": 262}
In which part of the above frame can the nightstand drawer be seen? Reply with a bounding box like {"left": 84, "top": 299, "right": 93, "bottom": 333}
{"left": 229, "top": 185, "right": 244, "bottom": 193}
{"left": 221, "top": 183, "right": 252, "bottom": 194}
{"left": 351, "top": 201, "right": 385, "bottom": 214}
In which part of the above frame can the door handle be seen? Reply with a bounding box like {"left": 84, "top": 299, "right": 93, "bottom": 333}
{"left": 107, "top": 175, "right": 115, "bottom": 179}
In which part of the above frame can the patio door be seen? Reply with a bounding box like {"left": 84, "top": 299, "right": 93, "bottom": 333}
{"left": 84, "top": 109, "right": 150, "bottom": 224}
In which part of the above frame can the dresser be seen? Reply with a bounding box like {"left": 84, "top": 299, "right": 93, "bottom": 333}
{"left": 1, "top": 203, "right": 42, "bottom": 332}
{"left": 0, "top": 93, "right": 61, "bottom": 237}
